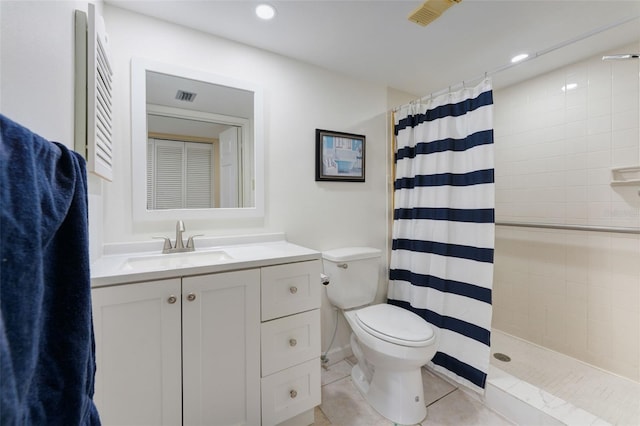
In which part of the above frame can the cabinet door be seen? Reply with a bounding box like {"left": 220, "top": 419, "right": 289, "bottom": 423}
{"left": 182, "top": 270, "right": 260, "bottom": 426}
{"left": 92, "top": 279, "right": 182, "bottom": 426}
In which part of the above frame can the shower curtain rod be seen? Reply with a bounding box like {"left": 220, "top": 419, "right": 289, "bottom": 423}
{"left": 393, "top": 14, "right": 640, "bottom": 111}
{"left": 496, "top": 221, "right": 640, "bottom": 235}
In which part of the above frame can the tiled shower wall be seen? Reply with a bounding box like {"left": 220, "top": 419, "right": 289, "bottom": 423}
{"left": 492, "top": 42, "right": 640, "bottom": 382}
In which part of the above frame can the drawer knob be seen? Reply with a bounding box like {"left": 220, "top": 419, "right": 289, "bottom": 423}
{"left": 290, "top": 389, "right": 297, "bottom": 399}
{"left": 289, "top": 286, "right": 298, "bottom": 294}
{"left": 289, "top": 338, "right": 297, "bottom": 347}
{"left": 167, "top": 295, "right": 177, "bottom": 304}
{"left": 186, "top": 293, "right": 196, "bottom": 302}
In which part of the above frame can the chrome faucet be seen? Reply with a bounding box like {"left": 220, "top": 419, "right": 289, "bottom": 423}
{"left": 153, "top": 220, "right": 203, "bottom": 254}
{"left": 175, "top": 220, "right": 185, "bottom": 249}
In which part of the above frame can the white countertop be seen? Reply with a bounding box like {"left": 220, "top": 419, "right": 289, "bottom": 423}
{"left": 91, "top": 235, "right": 321, "bottom": 287}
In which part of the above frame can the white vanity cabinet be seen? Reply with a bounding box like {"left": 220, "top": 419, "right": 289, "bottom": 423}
{"left": 91, "top": 248, "right": 322, "bottom": 426}
{"left": 260, "top": 261, "right": 322, "bottom": 426}
{"left": 92, "top": 269, "right": 261, "bottom": 426}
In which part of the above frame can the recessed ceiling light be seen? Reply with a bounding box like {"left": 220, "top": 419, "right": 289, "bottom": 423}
{"left": 256, "top": 4, "right": 276, "bottom": 20}
{"left": 511, "top": 53, "right": 529, "bottom": 64}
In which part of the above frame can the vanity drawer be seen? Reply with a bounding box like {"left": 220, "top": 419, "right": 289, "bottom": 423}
{"left": 261, "top": 260, "right": 321, "bottom": 321}
{"left": 261, "top": 358, "right": 321, "bottom": 426}
{"left": 261, "top": 309, "right": 320, "bottom": 376}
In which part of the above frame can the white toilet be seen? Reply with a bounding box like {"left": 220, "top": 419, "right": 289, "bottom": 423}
{"left": 322, "top": 247, "right": 438, "bottom": 425}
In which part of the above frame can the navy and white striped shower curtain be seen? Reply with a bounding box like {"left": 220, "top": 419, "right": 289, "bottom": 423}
{"left": 388, "top": 79, "right": 495, "bottom": 392}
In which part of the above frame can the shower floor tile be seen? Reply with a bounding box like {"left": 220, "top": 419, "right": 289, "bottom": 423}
{"left": 317, "top": 359, "right": 513, "bottom": 425}
{"left": 491, "top": 329, "right": 640, "bottom": 425}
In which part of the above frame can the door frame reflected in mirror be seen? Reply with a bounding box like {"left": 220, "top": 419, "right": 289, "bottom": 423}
{"left": 131, "top": 57, "right": 264, "bottom": 222}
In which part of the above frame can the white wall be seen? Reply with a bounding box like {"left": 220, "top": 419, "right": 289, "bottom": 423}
{"left": 0, "top": 2, "right": 394, "bottom": 362}
{"left": 102, "top": 5, "right": 392, "bottom": 360}
{"left": 103, "top": 5, "right": 390, "bottom": 245}
{"left": 492, "top": 42, "right": 640, "bottom": 382}
{"left": 1, "top": 0, "right": 89, "bottom": 142}
{"left": 0, "top": 0, "right": 104, "bottom": 261}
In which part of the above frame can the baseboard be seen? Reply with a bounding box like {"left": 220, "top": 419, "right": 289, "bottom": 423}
{"left": 321, "top": 343, "right": 353, "bottom": 366}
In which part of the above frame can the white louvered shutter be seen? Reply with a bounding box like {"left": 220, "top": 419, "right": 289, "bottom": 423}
{"left": 87, "top": 4, "right": 114, "bottom": 180}
{"left": 148, "top": 139, "right": 214, "bottom": 209}
{"left": 153, "top": 140, "right": 184, "bottom": 209}
{"left": 185, "top": 142, "right": 213, "bottom": 208}
{"left": 147, "top": 139, "right": 154, "bottom": 209}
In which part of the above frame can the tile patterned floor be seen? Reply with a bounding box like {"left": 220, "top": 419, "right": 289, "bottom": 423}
{"left": 315, "top": 332, "right": 640, "bottom": 425}
{"left": 316, "top": 357, "right": 513, "bottom": 426}
{"left": 490, "top": 330, "right": 640, "bottom": 425}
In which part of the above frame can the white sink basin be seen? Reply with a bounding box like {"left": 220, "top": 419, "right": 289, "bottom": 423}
{"left": 120, "top": 250, "right": 233, "bottom": 272}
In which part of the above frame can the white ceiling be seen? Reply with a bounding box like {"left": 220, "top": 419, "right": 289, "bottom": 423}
{"left": 106, "top": 0, "right": 640, "bottom": 96}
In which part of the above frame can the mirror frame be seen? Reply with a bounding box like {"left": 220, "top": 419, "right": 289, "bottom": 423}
{"left": 131, "top": 57, "right": 264, "bottom": 222}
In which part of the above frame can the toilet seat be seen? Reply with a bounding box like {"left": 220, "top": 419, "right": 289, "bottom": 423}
{"left": 354, "top": 304, "right": 435, "bottom": 347}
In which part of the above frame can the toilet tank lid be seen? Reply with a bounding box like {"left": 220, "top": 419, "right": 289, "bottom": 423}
{"left": 322, "top": 247, "right": 381, "bottom": 262}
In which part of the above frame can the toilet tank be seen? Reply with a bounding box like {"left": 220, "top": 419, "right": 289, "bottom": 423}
{"left": 322, "top": 247, "right": 381, "bottom": 309}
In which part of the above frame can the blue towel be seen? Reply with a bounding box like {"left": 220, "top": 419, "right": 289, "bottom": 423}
{"left": 0, "top": 114, "right": 100, "bottom": 425}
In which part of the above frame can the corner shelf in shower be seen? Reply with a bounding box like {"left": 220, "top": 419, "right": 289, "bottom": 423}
{"left": 610, "top": 165, "right": 640, "bottom": 186}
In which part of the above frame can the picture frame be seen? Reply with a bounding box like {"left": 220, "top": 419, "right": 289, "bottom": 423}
{"left": 315, "top": 129, "right": 366, "bottom": 182}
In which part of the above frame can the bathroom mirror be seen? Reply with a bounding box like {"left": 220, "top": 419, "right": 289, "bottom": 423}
{"left": 131, "top": 58, "right": 264, "bottom": 221}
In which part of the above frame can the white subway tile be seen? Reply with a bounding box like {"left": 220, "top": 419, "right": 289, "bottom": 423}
{"left": 611, "top": 147, "right": 638, "bottom": 166}
{"left": 612, "top": 127, "right": 640, "bottom": 150}
{"left": 587, "top": 114, "right": 612, "bottom": 135}
{"left": 587, "top": 95, "right": 611, "bottom": 118}
{"left": 612, "top": 61, "right": 640, "bottom": 95}
{"left": 492, "top": 47, "right": 639, "bottom": 380}
{"left": 565, "top": 120, "right": 587, "bottom": 139}
{"left": 566, "top": 104, "right": 587, "bottom": 123}
{"left": 587, "top": 132, "right": 611, "bottom": 152}
{"left": 586, "top": 319, "right": 613, "bottom": 362}
{"left": 564, "top": 136, "right": 588, "bottom": 155}
{"left": 587, "top": 150, "right": 611, "bottom": 169}
{"left": 586, "top": 168, "right": 611, "bottom": 186}
{"left": 612, "top": 109, "right": 639, "bottom": 132}
{"left": 545, "top": 155, "right": 566, "bottom": 172}
{"left": 566, "top": 203, "right": 588, "bottom": 221}
{"left": 612, "top": 91, "right": 639, "bottom": 115}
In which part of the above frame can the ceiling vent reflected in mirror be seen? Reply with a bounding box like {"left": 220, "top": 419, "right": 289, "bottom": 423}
{"left": 176, "top": 90, "right": 197, "bottom": 102}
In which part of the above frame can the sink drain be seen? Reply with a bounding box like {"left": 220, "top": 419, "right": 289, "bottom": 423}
{"left": 493, "top": 352, "right": 511, "bottom": 362}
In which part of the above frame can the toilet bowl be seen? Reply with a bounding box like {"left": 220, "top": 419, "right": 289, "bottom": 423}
{"left": 322, "top": 247, "right": 438, "bottom": 425}
{"left": 344, "top": 304, "right": 437, "bottom": 425}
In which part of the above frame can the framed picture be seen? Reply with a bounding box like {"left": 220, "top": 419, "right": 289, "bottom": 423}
{"left": 315, "top": 129, "right": 366, "bottom": 182}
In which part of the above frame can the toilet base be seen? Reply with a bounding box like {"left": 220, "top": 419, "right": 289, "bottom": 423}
{"left": 351, "top": 362, "right": 427, "bottom": 425}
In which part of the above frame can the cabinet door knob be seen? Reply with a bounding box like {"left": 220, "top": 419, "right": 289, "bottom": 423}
{"left": 289, "top": 338, "right": 297, "bottom": 347}
{"left": 289, "top": 286, "right": 298, "bottom": 294}
{"left": 186, "top": 293, "right": 196, "bottom": 301}
{"left": 289, "top": 389, "right": 297, "bottom": 399}
{"left": 167, "top": 295, "right": 177, "bottom": 304}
